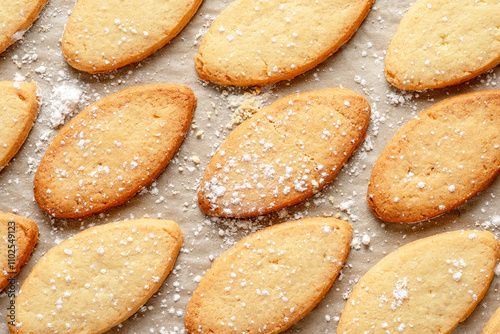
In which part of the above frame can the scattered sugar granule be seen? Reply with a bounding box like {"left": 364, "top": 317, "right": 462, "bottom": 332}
{"left": 361, "top": 234, "right": 371, "bottom": 246}
{"left": 391, "top": 278, "right": 409, "bottom": 310}
{"left": 49, "top": 84, "right": 83, "bottom": 128}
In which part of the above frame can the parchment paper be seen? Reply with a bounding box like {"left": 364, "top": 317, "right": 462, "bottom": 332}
{"left": 0, "top": 0, "right": 499, "bottom": 333}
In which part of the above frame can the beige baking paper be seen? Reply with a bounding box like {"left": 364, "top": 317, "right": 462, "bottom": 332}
{"left": 0, "top": 0, "right": 499, "bottom": 333}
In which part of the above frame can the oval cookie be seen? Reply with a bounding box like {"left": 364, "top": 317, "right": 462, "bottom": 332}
{"left": 0, "top": 212, "right": 38, "bottom": 291}
{"left": 195, "top": 0, "right": 374, "bottom": 86}
{"left": 0, "top": 81, "right": 39, "bottom": 171}
{"left": 367, "top": 90, "right": 500, "bottom": 223}
{"left": 483, "top": 307, "right": 500, "bottom": 334}
{"left": 9, "top": 218, "right": 182, "bottom": 334}
{"left": 34, "top": 84, "right": 196, "bottom": 218}
{"left": 0, "top": 0, "right": 49, "bottom": 54}
{"left": 337, "top": 230, "right": 500, "bottom": 334}
{"left": 198, "top": 88, "right": 370, "bottom": 217}
{"left": 385, "top": 0, "right": 500, "bottom": 90}
{"left": 185, "top": 217, "right": 352, "bottom": 334}
{"left": 62, "top": 0, "right": 203, "bottom": 73}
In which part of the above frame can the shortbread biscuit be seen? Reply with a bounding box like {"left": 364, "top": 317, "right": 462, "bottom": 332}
{"left": 368, "top": 90, "right": 500, "bottom": 223}
{"left": 198, "top": 88, "right": 370, "bottom": 218}
{"left": 34, "top": 84, "right": 196, "bottom": 218}
{"left": 9, "top": 218, "right": 182, "bottom": 334}
{"left": 385, "top": 0, "right": 500, "bottom": 90}
{"left": 0, "top": 212, "right": 38, "bottom": 291}
{"left": 195, "top": 0, "right": 374, "bottom": 86}
{"left": 0, "top": 0, "right": 49, "bottom": 54}
{"left": 337, "top": 230, "right": 500, "bottom": 334}
{"left": 0, "top": 81, "right": 39, "bottom": 171}
{"left": 185, "top": 217, "right": 352, "bottom": 334}
{"left": 62, "top": 0, "right": 203, "bottom": 73}
{"left": 482, "top": 306, "right": 500, "bottom": 334}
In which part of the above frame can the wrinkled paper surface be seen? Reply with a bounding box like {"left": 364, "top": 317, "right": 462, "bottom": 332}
{"left": 0, "top": 0, "right": 499, "bottom": 333}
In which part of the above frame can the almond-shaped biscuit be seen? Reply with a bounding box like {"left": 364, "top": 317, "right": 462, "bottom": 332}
{"left": 483, "top": 306, "right": 500, "bottom": 334}
{"left": 367, "top": 90, "right": 500, "bottom": 223}
{"left": 185, "top": 217, "right": 352, "bottom": 334}
{"left": 34, "top": 84, "right": 196, "bottom": 218}
{"left": 337, "top": 230, "right": 500, "bottom": 334}
{"left": 198, "top": 88, "right": 370, "bottom": 217}
{"left": 62, "top": 0, "right": 203, "bottom": 73}
{"left": 195, "top": 0, "right": 374, "bottom": 86}
{"left": 385, "top": 0, "right": 500, "bottom": 90}
{"left": 9, "top": 218, "right": 182, "bottom": 334}
{"left": 0, "top": 212, "right": 38, "bottom": 291}
{"left": 0, "top": 0, "right": 49, "bottom": 54}
{"left": 0, "top": 81, "right": 39, "bottom": 171}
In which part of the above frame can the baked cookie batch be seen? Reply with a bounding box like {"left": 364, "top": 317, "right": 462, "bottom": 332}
{"left": 1, "top": 0, "right": 500, "bottom": 333}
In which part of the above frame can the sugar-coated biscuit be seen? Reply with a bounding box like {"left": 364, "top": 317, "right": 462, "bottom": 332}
{"left": 337, "top": 230, "right": 500, "bottom": 334}
{"left": 0, "top": 0, "right": 49, "bottom": 54}
{"left": 482, "top": 306, "right": 500, "bottom": 334}
{"left": 385, "top": 0, "right": 500, "bottom": 90}
{"left": 185, "top": 217, "right": 352, "bottom": 334}
{"left": 34, "top": 84, "right": 196, "bottom": 218}
{"left": 367, "top": 90, "right": 500, "bottom": 223}
{"left": 198, "top": 88, "right": 370, "bottom": 218}
{"left": 0, "top": 212, "right": 38, "bottom": 291}
{"left": 9, "top": 218, "right": 183, "bottom": 334}
{"left": 195, "top": 0, "right": 374, "bottom": 86}
{"left": 62, "top": 0, "right": 203, "bottom": 73}
{"left": 0, "top": 81, "right": 39, "bottom": 171}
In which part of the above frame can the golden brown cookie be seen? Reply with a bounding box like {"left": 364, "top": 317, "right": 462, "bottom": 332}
{"left": 198, "top": 88, "right": 370, "bottom": 218}
{"left": 34, "top": 84, "right": 196, "bottom": 218}
{"left": 185, "top": 217, "right": 352, "bottom": 334}
{"left": 368, "top": 90, "right": 500, "bottom": 223}
{"left": 482, "top": 306, "right": 500, "bottom": 334}
{"left": 62, "top": 0, "right": 203, "bottom": 73}
{"left": 385, "top": 0, "right": 500, "bottom": 90}
{"left": 0, "top": 81, "right": 39, "bottom": 171}
{"left": 195, "top": 0, "right": 374, "bottom": 86}
{"left": 337, "top": 230, "right": 500, "bottom": 334}
{"left": 0, "top": 0, "right": 49, "bottom": 54}
{"left": 0, "top": 212, "right": 38, "bottom": 291}
{"left": 9, "top": 218, "right": 182, "bottom": 334}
